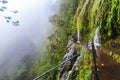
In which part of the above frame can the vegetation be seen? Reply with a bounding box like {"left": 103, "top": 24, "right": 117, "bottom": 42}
{"left": 68, "top": 48, "right": 93, "bottom": 80}
{"left": 19, "top": 0, "right": 79, "bottom": 80}
{"left": 103, "top": 36, "right": 120, "bottom": 63}
{"left": 76, "top": 49, "right": 93, "bottom": 80}
{"left": 26, "top": 0, "right": 119, "bottom": 79}
{"left": 71, "top": 0, "right": 120, "bottom": 42}
{"left": 51, "top": 0, "right": 119, "bottom": 79}
{"left": 108, "top": 51, "right": 120, "bottom": 63}
{"left": 99, "top": 0, "right": 120, "bottom": 41}
{"left": 10, "top": 0, "right": 119, "bottom": 80}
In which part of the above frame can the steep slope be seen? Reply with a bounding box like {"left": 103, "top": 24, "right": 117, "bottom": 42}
{"left": 51, "top": 0, "right": 119, "bottom": 80}
{"left": 24, "top": 0, "right": 120, "bottom": 80}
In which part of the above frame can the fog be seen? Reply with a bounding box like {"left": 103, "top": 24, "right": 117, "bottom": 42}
{"left": 0, "top": 0, "right": 60, "bottom": 78}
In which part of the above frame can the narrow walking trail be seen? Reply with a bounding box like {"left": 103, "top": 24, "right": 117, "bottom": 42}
{"left": 96, "top": 48, "right": 120, "bottom": 80}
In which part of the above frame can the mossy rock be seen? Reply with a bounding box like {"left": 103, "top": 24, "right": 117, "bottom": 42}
{"left": 75, "top": 43, "right": 82, "bottom": 50}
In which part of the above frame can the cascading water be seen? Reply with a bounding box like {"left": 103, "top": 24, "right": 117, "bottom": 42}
{"left": 88, "top": 27, "right": 101, "bottom": 50}
{"left": 77, "top": 28, "right": 80, "bottom": 43}
{"left": 94, "top": 27, "right": 101, "bottom": 49}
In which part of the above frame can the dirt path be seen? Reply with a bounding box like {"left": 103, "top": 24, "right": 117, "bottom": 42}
{"left": 96, "top": 49, "right": 120, "bottom": 80}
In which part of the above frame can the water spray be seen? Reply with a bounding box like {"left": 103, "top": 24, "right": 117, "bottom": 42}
{"left": 94, "top": 27, "right": 101, "bottom": 49}
{"left": 77, "top": 27, "right": 80, "bottom": 43}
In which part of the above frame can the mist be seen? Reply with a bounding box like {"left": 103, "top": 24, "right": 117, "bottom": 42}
{"left": 0, "top": 0, "right": 60, "bottom": 79}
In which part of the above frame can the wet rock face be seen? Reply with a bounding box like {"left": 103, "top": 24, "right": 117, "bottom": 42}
{"left": 59, "top": 36, "right": 79, "bottom": 79}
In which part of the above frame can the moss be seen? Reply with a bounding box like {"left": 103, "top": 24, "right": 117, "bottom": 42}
{"left": 107, "top": 51, "right": 120, "bottom": 63}
{"left": 22, "top": 0, "right": 120, "bottom": 79}
{"left": 64, "top": 48, "right": 93, "bottom": 80}
{"left": 75, "top": 43, "right": 82, "bottom": 49}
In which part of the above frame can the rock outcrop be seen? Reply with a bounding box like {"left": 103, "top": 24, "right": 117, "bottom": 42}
{"left": 58, "top": 36, "right": 81, "bottom": 80}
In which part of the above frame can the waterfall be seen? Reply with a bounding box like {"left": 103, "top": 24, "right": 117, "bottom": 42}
{"left": 77, "top": 28, "right": 80, "bottom": 43}
{"left": 94, "top": 27, "right": 101, "bottom": 49}
{"left": 88, "top": 27, "right": 101, "bottom": 49}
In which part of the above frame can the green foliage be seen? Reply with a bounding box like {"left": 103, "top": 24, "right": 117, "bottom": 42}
{"left": 104, "top": 36, "right": 120, "bottom": 49}
{"left": 71, "top": 0, "right": 120, "bottom": 42}
{"left": 66, "top": 48, "right": 93, "bottom": 80}
{"left": 17, "top": 0, "right": 120, "bottom": 79}
{"left": 104, "top": 39, "right": 113, "bottom": 47}
{"left": 76, "top": 48, "right": 93, "bottom": 80}
{"left": 99, "top": 0, "right": 120, "bottom": 41}
{"left": 25, "top": 0, "right": 80, "bottom": 80}
{"left": 29, "top": 0, "right": 119, "bottom": 79}
{"left": 107, "top": 51, "right": 120, "bottom": 63}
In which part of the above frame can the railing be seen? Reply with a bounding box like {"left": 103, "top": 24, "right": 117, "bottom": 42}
{"left": 91, "top": 41, "right": 99, "bottom": 80}
{"left": 33, "top": 53, "right": 80, "bottom": 80}
{"left": 33, "top": 41, "right": 99, "bottom": 80}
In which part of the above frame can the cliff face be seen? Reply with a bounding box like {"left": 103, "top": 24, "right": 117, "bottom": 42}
{"left": 58, "top": 36, "right": 80, "bottom": 80}
{"left": 0, "top": 0, "right": 119, "bottom": 80}
{"left": 57, "top": 38, "right": 93, "bottom": 80}
{"left": 20, "top": 0, "right": 119, "bottom": 80}
{"left": 72, "top": 0, "right": 120, "bottom": 41}
{"left": 54, "top": 0, "right": 120, "bottom": 80}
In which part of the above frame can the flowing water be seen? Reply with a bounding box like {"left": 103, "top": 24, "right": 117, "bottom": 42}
{"left": 88, "top": 27, "right": 101, "bottom": 49}
{"left": 77, "top": 29, "right": 80, "bottom": 43}
{"left": 94, "top": 27, "right": 101, "bottom": 49}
